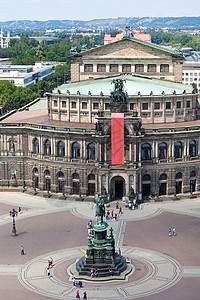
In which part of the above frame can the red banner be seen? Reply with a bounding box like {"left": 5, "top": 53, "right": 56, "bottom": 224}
{"left": 111, "top": 113, "right": 124, "bottom": 165}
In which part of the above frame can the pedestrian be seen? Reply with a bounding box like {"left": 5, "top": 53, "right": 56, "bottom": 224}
{"left": 169, "top": 228, "right": 172, "bottom": 237}
{"left": 109, "top": 269, "right": 114, "bottom": 276}
{"left": 116, "top": 202, "right": 119, "bottom": 209}
{"left": 90, "top": 219, "right": 92, "bottom": 228}
{"left": 114, "top": 213, "right": 117, "bottom": 221}
{"left": 83, "top": 291, "right": 87, "bottom": 300}
{"left": 73, "top": 277, "right": 76, "bottom": 286}
{"left": 21, "top": 245, "right": 24, "bottom": 255}
{"left": 129, "top": 202, "right": 132, "bottom": 210}
{"left": 19, "top": 207, "right": 21, "bottom": 213}
{"left": 76, "top": 290, "right": 80, "bottom": 299}
{"left": 50, "top": 257, "right": 53, "bottom": 267}
{"left": 47, "top": 268, "right": 50, "bottom": 277}
{"left": 173, "top": 227, "right": 176, "bottom": 236}
{"left": 118, "top": 248, "right": 121, "bottom": 257}
{"left": 119, "top": 206, "right": 122, "bottom": 214}
{"left": 111, "top": 210, "right": 114, "bottom": 218}
{"left": 48, "top": 259, "right": 51, "bottom": 268}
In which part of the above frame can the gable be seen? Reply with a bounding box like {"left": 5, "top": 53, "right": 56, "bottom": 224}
{"left": 80, "top": 39, "right": 178, "bottom": 60}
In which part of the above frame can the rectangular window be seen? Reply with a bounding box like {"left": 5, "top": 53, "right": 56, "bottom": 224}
{"left": 93, "top": 102, "right": 99, "bottom": 110}
{"left": 190, "top": 73, "right": 193, "bottom": 76}
{"left": 194, "top": 73, "right": 197, "bottom": 76}
{"left": 130, "top": 103, "right": 135, "bottom": 110}
{"left": 166, "top": 102, "right": 171, "bottom": 109}
{"left": 109, "top": 64, "right": 118, "bottom": 72}
{"left": 71, "top": 102, "right": 76, "bottom": 109}
{"left": 186, "top": 73, "right": 188, "bottom": 75}
{"left": 160, "top": 64, "right": 169, "bottom": 72}
{"left": 154, "top": 102, "right": 160, "bottom": 110}
{"left": 84, "top": 64, "right": 93, "bottom": 72}
{"left": 148, "top": 64, "right": 156, "bottom": 72}
{"left": 142, "top": 103, "right": 148, "bottom": 110}
{"left": 62, "top": 101, "right": 66, "bottom": 108}
{"left": 185, "top": 78, "right": 188, "bottom": 81}
{"left": 53, "top": 100, "right": 57, "bottom": 106}
{"left": 135, "top": 64, "right": 144, "bottom": 72}
{"left": 194, "top": 78, "right": 197, "bottom": 81}
{"left": 82, "top": 102, "right": 87, "bottom": 109}
{"left": 97, "top": 64, "right": 106, "bottom": 72}
{"left": 190, "top": 78, "right": 193, "bottom": 81}
{"left": 177, "top": 101, "right": 182, "bottom": 109}
{"left": 122, "top": 64, "right": 131, "bottom": 73}
{"left": 105, "top": 103, "right": 110, "bottom": 110}
{"left": 186, "top": 100, "right": 191, "bottom": 108}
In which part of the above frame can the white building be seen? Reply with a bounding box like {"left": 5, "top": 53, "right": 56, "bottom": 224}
{"left": 182, "top": 61, "right": 200, "bottom": 93}
{"left": 0, "top": 29, "right": 10, "bottom": 48}
{"left": 0, "top": 62, "right": 53, "bottom": 87}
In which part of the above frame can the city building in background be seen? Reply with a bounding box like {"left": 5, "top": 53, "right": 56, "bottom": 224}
{"left": 0, "top": 62, "right": 53, "bottom": 87}
{"left": 0, "top": 29, "right": 10, "bottom": 48}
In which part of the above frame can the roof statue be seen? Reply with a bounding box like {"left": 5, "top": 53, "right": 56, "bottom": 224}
{"left": 110, "top": 79, "right": 127, "bottom": 104}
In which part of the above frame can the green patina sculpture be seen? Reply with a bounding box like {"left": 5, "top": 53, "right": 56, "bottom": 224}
{"left": 95, "top": 195, "right": 105, "bottom": 224}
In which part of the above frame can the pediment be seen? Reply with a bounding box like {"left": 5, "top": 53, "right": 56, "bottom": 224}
{"left": 82, "top": 39, "right": 173, "bottom": 60}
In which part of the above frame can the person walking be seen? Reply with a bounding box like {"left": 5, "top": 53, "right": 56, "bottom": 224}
{"left": 72, "top": 277, "right": 76, "bottom": 286}
{"left": 169, "top": 228, "right": 172, "bottom": 237}
{"left": 21, "top": 245, "right": 24, "bottom": 255}
{"left": 83, "top": 291, "right": 87, "bottom": 299}
{"left": 172, "top": 227, "right": 176, "bottom": 236}
{"left": 76, "top": 290, "right": 80, "bottom": 299}
{"left": 118, "top": 248, "right": 121, "bottom": 257}
{"left": 119, "top": 206, "right": 122, "bottom": 214}
{"left": 47, "top": 268, "right": 50, "bottom": 277}
{"left": 116, "top": 202, "right": 119, "bottom": 209}
{"left": 50, "top": 257, "right": 53, "bottom": 267}
{"left": 111, "top": 210, "right": 114, "bottom": 218}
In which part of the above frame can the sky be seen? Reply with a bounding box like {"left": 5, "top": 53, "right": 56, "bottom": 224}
{"left": 0, "top": 0, "right": 199, "bottom": 21}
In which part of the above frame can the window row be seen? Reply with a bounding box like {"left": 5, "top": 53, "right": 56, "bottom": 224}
{"left": 84, "top": 64, "right": 169, "bottom": 73}
{"left": 142, "top": 171, "right": 197, "bottom": 197}
{"left": 142, "top": 141, "right": 197, "bottom": 160}
{"left": 33, "top": 139, "right": 95, "bottom": 159}
{"left": 32, "top": 168, "right": 96, "bottom": 196}
{"left": 142, "top": 100, "right": 191, "bottom": 111}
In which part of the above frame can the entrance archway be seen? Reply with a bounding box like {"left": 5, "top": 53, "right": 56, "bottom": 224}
{"left": 110, "top": 176, "right": 125, "bottom": 200}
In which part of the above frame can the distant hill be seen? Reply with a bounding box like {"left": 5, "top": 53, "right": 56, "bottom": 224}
{"left": 1, "top": 17, "right": 200, "bottom": 31}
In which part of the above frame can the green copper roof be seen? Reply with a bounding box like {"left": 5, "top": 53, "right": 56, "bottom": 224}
{"left": 53, "top": 74, "right": 193, "bottom": 97}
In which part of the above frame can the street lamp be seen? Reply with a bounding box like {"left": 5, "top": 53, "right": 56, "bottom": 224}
{"left": 174, "top": 181, "right": 177, "bottom": 199}
{"left": 9, "top": 209, "right": 18, "bottom": 236}
{"left": 33, "top": 174, "right": 36, "bottom": 195}
{"left": 22, "top": 173, "right": 25, "bottom": 193}
{"left": 190, "top": 180, "right": 193, "bottom": 197}
{"left": 62, "top": 180, "right": 65, "bottom": 199}
{"left": 46, "top": 178, "right": 50, "bottom": 198}
{"left": 157, "top": 182, "right": 160, "bottom": 200}
{"left": 79, "top": 181, "right": 82, "bottom": 200}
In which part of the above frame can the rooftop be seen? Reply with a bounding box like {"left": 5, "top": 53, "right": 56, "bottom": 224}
{"left": 53, "top": 74, "right": 194, "bottom": 97}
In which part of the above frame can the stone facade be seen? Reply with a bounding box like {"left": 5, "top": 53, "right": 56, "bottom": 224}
{"left": 70, "top": 38, "right": 183, "bottom": 83}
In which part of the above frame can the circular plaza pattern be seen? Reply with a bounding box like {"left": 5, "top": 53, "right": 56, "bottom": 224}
{"left": 0, "top": 192, "right": 200, "bottom": 300}
{"left": 19, "top": 247, "right": 182, "bottom": 299}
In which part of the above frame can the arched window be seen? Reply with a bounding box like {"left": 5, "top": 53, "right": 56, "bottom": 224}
{"left": 142, "top": 174, "right": 151, "bottom": 197}
{"left": 175, "top": 172, "right": 182, "bottom": 194}
{"left": 72, "top": 142, "right": 80, "bottom": 159}
{"left": 72, "top": 173, "right": 80, "bottom": 194}
{"left": 44, "top": 170, "right": 51, "bottom": 191}
{"left": 57, "top": 141, "right": 65, "bottom": 157}
{"left": 57, "top": 171, "right": 64, "bottom": 193}
{"left": 88, "top": 174, "right": 95, "bottom": 196}
{"left": 159, "top": 173, "right": 167, "bottom": 195}
{"left": 190, "top": 170, "right": 196, "bottom": 193}
{"left": 44, "top": 139, "right": 51, "bottom": 156}
{"left": 32, "top": 167, "right": 39, "bottom": 188}
{"left": 189, "top": 140, "right": 196, "bottom": 157}
{"left": 174, "top": 142, "right": 182, "bottom": 159}
{"left": 142, "top": 144, "right": 151, "bottom": 160}
{"left": 158, "top": 143, "right": 167, "bottom": 159}
{"left": 159, "top": 173, "right": 167, "bottom": 180}
{"left": 33, "top": 138, "right": 39, "bottom": 154}
{"left": 88, "top": 143, "right": 95, "bottom": 160}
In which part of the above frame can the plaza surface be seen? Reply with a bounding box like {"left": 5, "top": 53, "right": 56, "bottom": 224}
{"left": 0, "top": 193, "right": 200, "bottom": 299}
